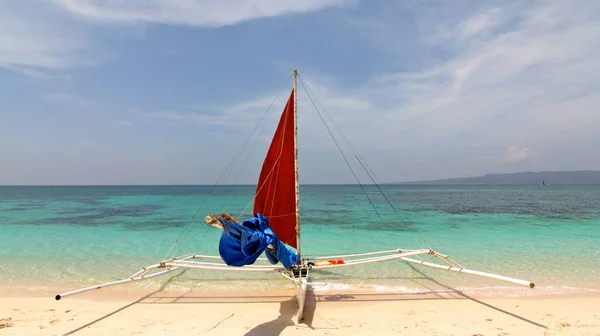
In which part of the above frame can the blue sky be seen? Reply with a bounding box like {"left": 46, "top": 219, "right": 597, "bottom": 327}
{"left": 1, "top": 0, "right": 599, "bottom": 185}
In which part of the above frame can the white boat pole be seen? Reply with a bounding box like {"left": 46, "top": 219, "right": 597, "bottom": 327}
{"left": 166, "top": 262, "right": 285, "bottom": 271}
{"left": 311, "top": 249, "right": 430, "bottom": 269}
{"left": 55, "top": 268, "right": 177, "bottom": 300}
{"left": 293, "top": 67, "right": 301, "bottom": 260}
{"left": 306, "top": 248, "right": 406, "bottom": 260}
{"left": 295, "top": 272, "right": 308, "bottom": 323}
{"left": 168, "top": 260, "right": 283, "bottom": 268}
{"left": 401, "top": 257, "right": 535, "bottom": 288}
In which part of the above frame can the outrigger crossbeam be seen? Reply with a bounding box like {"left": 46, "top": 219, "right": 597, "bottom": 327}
{"left": 55, "top": 248, "right": 534, "bottom": 322}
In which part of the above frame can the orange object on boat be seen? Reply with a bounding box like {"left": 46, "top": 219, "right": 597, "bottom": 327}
{"left": 312, "top": 258, "right": 345, "bottom": 267}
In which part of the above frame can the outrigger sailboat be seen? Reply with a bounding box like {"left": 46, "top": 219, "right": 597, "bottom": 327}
{"left": 55, "top": 68, "right": 535, "bottom": 323}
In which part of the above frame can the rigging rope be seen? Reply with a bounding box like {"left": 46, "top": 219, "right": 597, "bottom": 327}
{"left": 218, "top": 88, "right": 287, "bottom": 213}
{"left": 298, "top": 74, "right": 432, "bottom": 249}
{"left": 162, "top": 75, "right": 292, "bottom": 260}
{"left": 187, "top": 83, "right": 290, "bottom": 257}
{"left": 298, "top": 76, "right": 382, "bottom": 219}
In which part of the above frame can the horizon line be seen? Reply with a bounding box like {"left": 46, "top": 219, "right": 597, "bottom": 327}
{"left": 0, "top": 183, "right": 390, "bottom": 187}
{"left": 2, "top": 182, "right": 600, "bottom": 187}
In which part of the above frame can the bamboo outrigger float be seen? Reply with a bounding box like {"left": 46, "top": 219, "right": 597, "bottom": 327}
{"left": 55, "top": 68, "right": 535, "bottom": 323}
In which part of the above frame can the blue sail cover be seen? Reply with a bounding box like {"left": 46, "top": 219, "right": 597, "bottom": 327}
{"left": 218, "top": 213, "right": 299, "bottom": 269}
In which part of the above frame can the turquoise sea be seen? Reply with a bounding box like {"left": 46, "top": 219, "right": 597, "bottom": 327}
{"left": 1, "top": 185, "right": 599, "bottom": 296}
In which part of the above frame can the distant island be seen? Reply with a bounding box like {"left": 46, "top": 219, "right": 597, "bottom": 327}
{"left": 395, "top": 170, "right": 600, "bottom": 185}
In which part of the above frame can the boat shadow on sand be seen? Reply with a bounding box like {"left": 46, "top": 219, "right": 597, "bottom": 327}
{"left": 62, "top": 265, "right": 546, "bottom": 335}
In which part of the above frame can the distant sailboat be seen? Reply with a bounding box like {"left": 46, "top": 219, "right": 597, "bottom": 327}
{"left": 542, "top": 179, "right": 546, "bottom": 186}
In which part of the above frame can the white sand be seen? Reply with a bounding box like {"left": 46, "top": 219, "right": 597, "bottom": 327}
{"left": 1, "top": 286, "right": 599, "bottom": 335}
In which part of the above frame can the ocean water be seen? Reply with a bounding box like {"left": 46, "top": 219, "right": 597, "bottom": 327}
{"left": 1, "top": 185, "right": 599, "bottom": 296}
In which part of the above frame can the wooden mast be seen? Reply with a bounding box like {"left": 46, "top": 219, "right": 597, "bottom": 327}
{"left": 293, "top": 67, "right": 301, "bottom": 259}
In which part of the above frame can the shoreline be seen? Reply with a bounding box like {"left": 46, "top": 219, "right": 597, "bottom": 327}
{"left": 1, "top": 287, "right": 599, "bottom": 335}
{"left": 2, "top": 284, "right": 600, "bottom": 301}
{"left": 2, "top": 274, "right": 600, "bottom": 301}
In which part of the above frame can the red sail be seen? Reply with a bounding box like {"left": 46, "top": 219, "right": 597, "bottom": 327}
{"left": 253, "top": 90, "right": 298, "bottom": 248}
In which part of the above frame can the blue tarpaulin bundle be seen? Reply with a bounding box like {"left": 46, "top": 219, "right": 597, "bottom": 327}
{"left": 217, "top": 213, "right": 299, "bottom": 269}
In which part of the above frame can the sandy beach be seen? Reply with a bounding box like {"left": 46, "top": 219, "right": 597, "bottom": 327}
{"left": 1, "top": 285, "right": 599, "bottom": 336}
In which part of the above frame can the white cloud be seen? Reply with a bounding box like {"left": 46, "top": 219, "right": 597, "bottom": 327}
{"left": 222, "top": 0, "right": 599, "bottom": 181}
{"left": 4, "top": 0, "right": 600, "bottom": 183}
{"left": 44, "top": 93, "right": 95, "bottom": 117}
{"left": 0, "top": 65, "right": 70, "bottom": 79}
{"left": 500, "top": 145, "right": 530, "bottom": 163}
{"left": 343, "top": 0, "right": 600, "bottom": 146}
{"left": 477, "top": 145, "right": 531, "bottom": 164}
{"left": 45, "top": 94, "right": 93, "bottom": 108}
{"left": 0, "top": 2, "right": 88, "bottom": 72}
{"left": 128, "top": 0, "right": 600, "bottom": 181}
{"left": 44, "top": 93, "right": 138, "bottom": 129}
{"left": 1, "top": 0, "right": 351, "bottom": 75}
{"left": 140, "top": 92, "right": 291, "bottom": 127}
{"left": 458, "top": 8, "right": 502, "bottom": 39}
{"left": 427, "top": 7, "right": 505, "bottom": 45}
{"left": 51, "top": 0, "right": 353, "bottom": 26}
